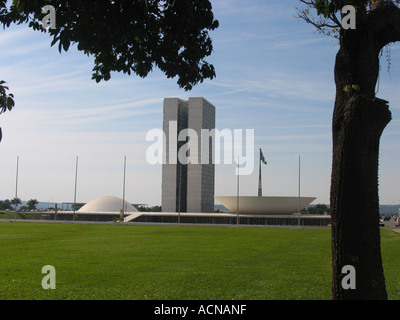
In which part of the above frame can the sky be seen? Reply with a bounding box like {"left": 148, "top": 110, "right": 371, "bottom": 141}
{"left": 0, "top": 0, "right": 400, "bottom": 207}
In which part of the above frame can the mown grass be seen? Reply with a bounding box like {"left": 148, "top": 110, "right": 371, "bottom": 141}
{"left": 0, "top": 221, "right": 398, "bottom": 300}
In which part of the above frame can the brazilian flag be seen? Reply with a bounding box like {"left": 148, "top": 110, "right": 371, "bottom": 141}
{"left": 260, "top": 149, "right": 267, "bottom": 165}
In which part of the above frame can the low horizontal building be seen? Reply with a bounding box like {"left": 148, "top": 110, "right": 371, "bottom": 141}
{"left": 39, "top": 195, "right": 330, "bottom": 226}
{"left": 129, "top": 212, "right": 331, "bottom": 227}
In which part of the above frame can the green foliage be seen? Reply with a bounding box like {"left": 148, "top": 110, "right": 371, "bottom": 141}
{"left": 0, "top": 199, "right": 13, "bottom": 210}
{"left": 137, "top": 205, "right": 162, "bottom": 212}
{"left": 297, "top": 0, "right": 374, "bottom": 39}
{"left": 304, "top": 203, "right": 331, "bottom": 215}
{"left": 10, "top": 197, "right": 22, "bottom": 209}
{"left": 343, "top": 84, "right": 361, "bottom": 95}
{"left": 1, "top": 0, "right": 219, "bottom": 91}
{"left": 314, "top": 0, "right": 368, "bottom": 17}
{"left": 0, "top": 80, "right": 15, "bottom": 143}
{"left": 343, "top": 85, "right": 352, "bottom": 92}
{"left": 0, "top": 80, "right": 15, "bottom": 115}
{"left": 27, "top": 199, "right": 39, "bottom": 210}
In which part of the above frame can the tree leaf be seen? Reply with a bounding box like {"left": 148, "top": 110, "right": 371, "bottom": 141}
{"left": 7, "top": 96, "right": 14, "bottom": 110}
{"left": 63, "top": 38, "right": 70, "bottom": 52}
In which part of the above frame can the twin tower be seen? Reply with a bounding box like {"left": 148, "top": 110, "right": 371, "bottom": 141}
{"left": 162, "top": 97, "right": 216, "bottom": 213}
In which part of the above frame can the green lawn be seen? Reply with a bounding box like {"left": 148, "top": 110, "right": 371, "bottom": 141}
{"left": 0, "top": 221, "right": 399, "bottom": 300}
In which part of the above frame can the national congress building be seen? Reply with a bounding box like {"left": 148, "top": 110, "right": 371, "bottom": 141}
{"left": 162, "top": 97, "right": 215, "bottom": 213}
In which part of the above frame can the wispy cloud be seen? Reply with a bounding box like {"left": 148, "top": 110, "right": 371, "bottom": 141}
{"left": 43, "top": 98, "right": 163, "bottom": 124}
{"left": 207, "top": 71, "right": 335, "bottom": 104}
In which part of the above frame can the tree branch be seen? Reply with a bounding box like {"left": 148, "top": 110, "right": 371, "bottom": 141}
{"left": 296, "top": 0, "right": 341, "bottom": 38}
{"left": 369, "top": 1, "right": 400, "bottom": 49}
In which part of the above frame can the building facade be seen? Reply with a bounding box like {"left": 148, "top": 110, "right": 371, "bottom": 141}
{"left": 162, "top": 97, "right": 215, "bottom": 213}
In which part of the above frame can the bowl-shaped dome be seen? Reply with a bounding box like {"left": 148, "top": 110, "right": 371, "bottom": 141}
{"left": 214, "top": 196, "right": 316, "bottom": 215}
{"left": 77, "top": 196, "right": 138, "bottom": 214}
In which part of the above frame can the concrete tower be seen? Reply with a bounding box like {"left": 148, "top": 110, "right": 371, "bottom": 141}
{"left": 161, "top": 97, "right": 215, "bottom": 213}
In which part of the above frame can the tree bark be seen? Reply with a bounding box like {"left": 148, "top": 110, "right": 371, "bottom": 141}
{"left": 330, "top": 3, "right": 400, "bottom": 299}
{"left": 331, "top": 94, "right": 391, "bottom": 299}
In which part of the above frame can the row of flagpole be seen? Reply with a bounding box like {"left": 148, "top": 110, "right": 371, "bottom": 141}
{"left": 13, "top": 155, "right": 128, "bottom": 222}
{"left": 13, "top": 151, "right": 301, "bottom": 225}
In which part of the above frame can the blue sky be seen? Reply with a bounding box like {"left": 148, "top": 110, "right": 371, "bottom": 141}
{"left": 1, "top": 0, "right": 399, "bottom": 207}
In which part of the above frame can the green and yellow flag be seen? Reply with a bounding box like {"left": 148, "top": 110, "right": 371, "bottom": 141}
{"left": 260, "top": 149, "right": 267, "bottom": 165}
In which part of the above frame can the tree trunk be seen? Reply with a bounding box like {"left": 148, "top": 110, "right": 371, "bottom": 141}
{"left": 330, "top": 15, "right": 392, "bottom": 299}
{"left": 331, "top": 95, "right": 391, "bottom": 299}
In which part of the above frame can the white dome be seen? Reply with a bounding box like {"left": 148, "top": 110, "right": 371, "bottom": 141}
{"left": 214, "top": 196, "right": 316, "bottom": 215}
{"left": 78, "top": 196, "right": 138, "bottom": 214}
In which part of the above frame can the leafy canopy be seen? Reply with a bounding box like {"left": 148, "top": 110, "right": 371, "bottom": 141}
{"left": 297, "top": 0, "right": 400, "bottom": 37}
{"left": 0, "top": 0, "right": 219, "bottom": 90}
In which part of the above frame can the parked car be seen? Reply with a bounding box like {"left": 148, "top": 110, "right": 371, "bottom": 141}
{"left": 379, "top": 218, "right": 384, "bottom": 227}
{"left": 395, "top": 217, "right": 400, "bottom": 227}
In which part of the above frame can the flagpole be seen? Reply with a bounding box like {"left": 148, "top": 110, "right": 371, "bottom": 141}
{"left": 121, "top": 155, "right": 126, "bottom": 221}
{"left": 258, "top": 148, "right": 262, "bottom": 197}
{"left": 14, "top": 155, "right": 19, "bottom": 221}
{"left": 298, "top": 154, "right": 301, "bottom": 227}
{"left": 236, "top": 156, "right": 240, "bottom": 225}
{"left": 73, "top": 156, "right": 78, "bottom": 223}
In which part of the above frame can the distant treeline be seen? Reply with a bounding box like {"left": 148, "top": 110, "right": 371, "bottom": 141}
{"left": 301, "top": 203, "right": 399, "bottom": 215}
{"left": 137, "top": 205, "right": 162, "bottom": 212}
{"left": 302, "top": 204, "right": 330, "bottom": 215}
